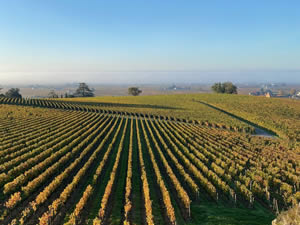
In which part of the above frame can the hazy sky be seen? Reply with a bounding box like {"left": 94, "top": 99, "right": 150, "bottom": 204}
{"left": 0, "top": 0, "right": 300, "bottom": 84}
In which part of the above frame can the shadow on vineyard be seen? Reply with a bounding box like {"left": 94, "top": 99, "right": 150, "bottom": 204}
{"left": 195, "top": 100, "right": 277, "bottom": 138}
{"left": 188, "top": 202, "right": 275, "bottom": 225}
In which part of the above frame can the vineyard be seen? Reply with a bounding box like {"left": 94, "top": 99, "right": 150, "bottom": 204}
{"left": 61, "top": 94, "right": 300, "bottom": 144}
{"left": 0, "top": 97, "right": 299, "bottom": 225}
{"left": 0, "top": 97, "right": 255, "bottom": 133}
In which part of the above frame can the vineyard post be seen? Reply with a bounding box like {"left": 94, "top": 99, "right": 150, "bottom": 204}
{"left": 250, "top": 195, "right": 254, "bottom": 208}
{"left": 234, "top": 193, "right": 237, "bottom": 204}
{"left": 265, "top": 187, "right": 270, "bottom": 201}
{"left": 273, "top": 198, "right": 279, "bottom": 214}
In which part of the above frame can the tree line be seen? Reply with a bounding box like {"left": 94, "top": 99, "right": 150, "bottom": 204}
{"left": 1, "top": 82, "right": 238, "bottom": 99}
{"left": 48, "top": 84, "right": 142, "bottom": 98}
{"left": 0, "top": 84, "right": 143, "bottom": 99}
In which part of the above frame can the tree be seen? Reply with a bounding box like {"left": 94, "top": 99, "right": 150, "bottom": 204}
{"left": 5, "top": 88, "right": 22, "bottom": 98}
{"left": 211, "top": 82, "right": 237, "bottom": 94}
{"left": 48, "top": 90, "right": 59, "bottom": 98}
{"left": 211, "top": 83, "right": 224, "bottom": 93}
{"left": 74, "top": 83, "right": 94, "bottom": 97}
{"left": 223, "top": 82, "right": 237, "bottom": 94}
{"left": 128, "top": 87, "right": 142, "bottom": 96}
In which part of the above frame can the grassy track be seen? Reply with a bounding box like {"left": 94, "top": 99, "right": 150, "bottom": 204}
{"left": 86, "top": 119, "right": 125, "bottom": 225}
{"left": 107, "top": 119, "right": 130, "bottom": 225}
{"left": 130, "top": 120, "right": 143, "bottom": 225}
{"left": 138, "top": 121, "right": 165, "bottom": 225}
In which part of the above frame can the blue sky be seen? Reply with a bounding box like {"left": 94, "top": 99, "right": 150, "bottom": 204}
{"left": 0, "top": 0, "right": 299, "bottom": 84}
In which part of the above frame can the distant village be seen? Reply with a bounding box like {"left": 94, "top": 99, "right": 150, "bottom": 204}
{"left": 249, "top": 84, "right": 300, "bottom": 99}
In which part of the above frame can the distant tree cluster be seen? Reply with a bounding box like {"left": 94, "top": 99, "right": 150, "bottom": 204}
{"left": 128, "top": 87, "right": 142, "bottom": 96}
{"left": 48, "top": 83, "right": 95, "bottom": 99}
{"left": 74, "top": 83, "right": 94, "bottom": 97}
{"left": 0, "top": 88, "right": 22, "bottom": 98}
{"left": 47, "top": 84, "right": 143, "bottom": 98}
{"left": 48, "top": 90, "right": 59, "bottom": 98}
{"left": 211, "top": 82, "right": 237, "bottom": 94}
{"left": 0, "top": 84, "right": 144, "bottom": 99}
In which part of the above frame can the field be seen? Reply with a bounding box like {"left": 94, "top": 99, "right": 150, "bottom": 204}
{"left": 0, "top": 94, "right": 299, "bottom": 225}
